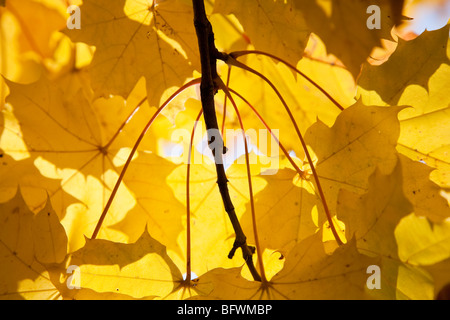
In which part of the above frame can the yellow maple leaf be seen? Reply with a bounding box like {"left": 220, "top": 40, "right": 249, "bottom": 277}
{"left": 213, "top": 0, "right": 309, "bottom": 67}
{"left": 293, "top": 0, "right": 399, "bottom": 78}
{"left": 357, "top": 23, "right": 450, "bottom": 193}
{"left": 51, "top": 229, "right": 187, "bottom": 299}
{"left": 398, "top": 154, "right": 450, "bottom": 222}
{"left": 191, "top": 233, "right": 378, "bottom": 300}
{"left": 396, "top": 213, "right": 450, "bottom": 299}
{"left": 304, "top": 101, "right": 404, "bottom": 224}
{"left": 64, "top": 0, "right": 200, "bottom": 106}
{"left": 240, "top": 168, "right": 319, "bottom": 256}
{"left": 358, "top": 25, "right": 450, "bottom": 104}
{"left": 1, "top": 73, "right": 189, "bottom": 256}
{"left": 337, "top": 161, "right": 438, "bottom": 299}
{"left": 0, "top": 189, "right": 64, "bottom": 299}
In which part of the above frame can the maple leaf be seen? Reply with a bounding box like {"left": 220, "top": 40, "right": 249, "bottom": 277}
{"left": 293, "top": 0, "right": 399, "bottom": 78}
{"left": 304, "top": 100, "right": 404, "bottom": 224}
{"left": 240, "top": 168, "right": 319, "bottom": 256}
{"left": 398, "top": 154, "right": 450, "bottom": 222}
{"left": 219, "top": 49, "right": 351, "bottom": 156}
{"left": 337, "top": 162, "right": 413, "bottom": 299}
{"left": 395, "top": 212, "right": 450, "bottom": 299}
{"left": 213, "top": 0, "right": 309, "bottom": 67}
{"left": 358, "top": 25, "right": 450, "bottom": 104}
{"left": 336, "top": 160, "right": 447, "bottom": 299}
{"left": 357, "top": 23, "right": 450, "bottom": 191}
{"left": 3, "top": 0, "right": 66, "bottom": 60}
{"left": 0, "top": 189, "right": 64, "bottom": 299}
{"left": 64, "top": 0, "right": 200, "bottom": 106}
{"left": 2, "top": 0, "right": 450, "bottom": 301}
{"left": 1, "top": 73, "right": 187, "bottom": 255}
{"left": 51, "top": 229, "right": 184, "bottom": 299}
{"left": 396, "top": 213, "right": 450, "bottom": 267}
{"left": 166, "top": 148, "right": 267, "bottom": 276}
{"left": 191, "top": 233, "right": 378, "bottom": 300}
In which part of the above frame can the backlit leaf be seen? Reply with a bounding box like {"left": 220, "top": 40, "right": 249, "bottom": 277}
{"left": 64, "top": 0, "right": 200, "bottom": 106}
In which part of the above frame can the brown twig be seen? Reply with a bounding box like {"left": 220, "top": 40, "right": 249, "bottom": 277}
{"left": 192, "top": 0, "right": 261, "bottom": 281}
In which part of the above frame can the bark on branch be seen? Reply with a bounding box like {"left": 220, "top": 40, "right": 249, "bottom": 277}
{"left": 191, "top": 0, "right": 261, "bottom": 282}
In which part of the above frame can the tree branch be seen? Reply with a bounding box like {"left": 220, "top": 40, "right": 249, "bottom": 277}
{"left": 192, "top": 0, "right": 261, "bottom": 282}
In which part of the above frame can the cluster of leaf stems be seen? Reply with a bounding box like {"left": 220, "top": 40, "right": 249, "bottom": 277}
{"left": 91, "top": 0, "right": 345, "bottom": 286}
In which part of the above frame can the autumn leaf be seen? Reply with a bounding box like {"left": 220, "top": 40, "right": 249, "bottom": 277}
{"left": 395, "top": 212, "right": 450, "bottom": 299}
{"left": 220, "top": 50, "right": 350, "bottom": 156}
{"left": 1, "top": 72, "right": 190, "bottom": 256}
{"left": 358, "top": 25, "right": 450, "bottom": 105}
{"left": 65, "top": 0, "right": 200, "bottom": 106}
{"left": 270, "top": 234, "right": 378, "bottom": 299}
{"left": 357, "top": 23, "right": 450, "bottom": 191}
{"left": 167, "top": 148, "right": 267, "bottom": 276}
{"left": 213, "top": 0, "right": 309, "bottom": 67}
{"left": 191, "top": 233, "right": 378, "bottom": 300}
{"left": 240, "top": 168, "right": 319, "bottom": 256}
{"left": 396, "top": 213, "right": 450, "bottom": 267}
{"left": 398, "top": 154, "right": 450, "bottom": 222}
{"left": 293, "top": 0, "right": 399, "bottom": 78}
{"left": 32, "top": 194, "right": 68, "bottom": 265}
{"left": 337, "top": 161, "right": 413, "bottom": 299}
{"left": 3, "top": 0, "right": 66, "bottom": 60}
{"left": 0, "top": 189, "right": 63, "bottom": 299}
{"left": 304, "top": 100, "right": 404, "bottom": 224}
{"left": 53, "top": 229, "right": 184, "bottom": 299}
{"left": 336, "top": 159, "right": 447, "bottom": 299}
{"left": 1, "top": 0, "right": 450, "bottom": 301}
{"left": 424, "top": 258, "right": 450, "bottom": 300}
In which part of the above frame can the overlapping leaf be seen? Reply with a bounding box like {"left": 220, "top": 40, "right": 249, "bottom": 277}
{"left": 293, "top": 0, "right": 400, "bottom": 78}
{"left": 357, "top": 24, "right": 450, "bottom": 191}
{"left": 0, "top": 189, "right": 64, "bottom": 299}
{"left": 304, "top": 101, "right": 403, "bottom": 224}
{"left": 65, "top": 0, "right": 200, "bottom": 106}
{"left": 1, "top": 0, "right": 450, "bottom": 301}
{"left": 191, "top": 233, "right": 378, "bottom": 300}
{"left": 1, "top": 72, "right": 187, "bottom": 256}
{"left": 213, "top": 0, "right": 309, "bottom": 67}
{"left": 220, "top": 45, "right": 354, "bottom": 156}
